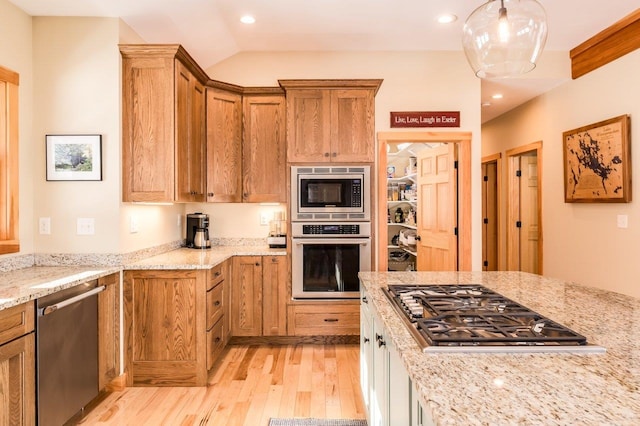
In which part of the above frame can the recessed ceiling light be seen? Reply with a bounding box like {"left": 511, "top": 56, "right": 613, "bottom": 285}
{"left": 240, "top": 15, "right": 255, "bottom": 24}
{"left": 491, "top": 93, "right": 503, "bottom": 100}
{"left": 481, "top": 102, "right": 492, "bottom": 107}
{"left": 437, "top": 14, "right": 458, "bottom": 24}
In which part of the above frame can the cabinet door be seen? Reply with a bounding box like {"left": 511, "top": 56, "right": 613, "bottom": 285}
{"left": 124, "top": 270, "right": 207, "bottom": 386}
{"left": 285, "top": 89, "right": 331, "bottom": 162}
{"left": 262, "top": 256, "right": 288, "bottom": 336}
{"left": 206, "top": 88, "right": 242, "bottom": 202}
{"left": 371, "top": 316, "right": 388, "bottom": 426}
{"left": 242, "top": 95, "right": 287, "bottom": 202}
{"left": 98, "top": 273, "right": 120, "bottom": 390}
{"left": 231, "top": 256, "right": 263, "bottom": 336}
{"left": 121, "top": 55, "right": 175, "bottom": 202}
{"left": 330, "top": 88, "right": 375, "bottom": 163}
{"left": 388, "top": 340, "right": 411, "bottom": 426}
{"left": 0, "top": 333, "right": 35, "bottom": 426}
{"left": 175, "top": 61, "right": 205, "bottom": 202}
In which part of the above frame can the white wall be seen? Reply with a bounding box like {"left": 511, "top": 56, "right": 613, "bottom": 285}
{"left": 29, "top": 17, "right": 184, "bottom": 255}
{"left": 0, "top": 0, "right": 34, "bottom": 255}
{"left": 205, "top": 51, "right": 483, "bottom": 268}
{"left": 482, "top": 49, "right": 640, "bottom": 298}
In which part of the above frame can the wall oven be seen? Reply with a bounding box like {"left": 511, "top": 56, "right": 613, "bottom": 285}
{"left": 292, "top": 222, "right": 371, "bottom": 299}
{"left": 291, "top": 165, "right": 370, "bottom": 221}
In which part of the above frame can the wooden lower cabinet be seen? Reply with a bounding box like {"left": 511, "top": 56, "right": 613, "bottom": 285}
{"left": 231, "top": 255, "right": 289, "bottom": 337}
{"left": 287, "top": 302, "right": 360, "bottom": 336}
{"left": 98, "top": 272, "right": 120, "bottom": 390}
{"left": 0, "top": 301, "right": 35, "bottom": 426}
{"left": 124, "top": 266, "right": 227, "bottom": 386}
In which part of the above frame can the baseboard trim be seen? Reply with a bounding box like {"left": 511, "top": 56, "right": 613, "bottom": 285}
{"left": 228, "top": 335, "right": 360, "bottom": 345}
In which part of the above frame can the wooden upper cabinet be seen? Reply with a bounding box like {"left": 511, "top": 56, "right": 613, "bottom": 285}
{"left": 120, "top": 44, "right": 208, "bottom": 203}
{"left": 206, "top": 87, "right": 243, "bottom": 202}
{"left": 280, "top": 79, "right": 382, "bottom": 163}
{"left": 242, "top": 92, "right": 287, "bottom": 203}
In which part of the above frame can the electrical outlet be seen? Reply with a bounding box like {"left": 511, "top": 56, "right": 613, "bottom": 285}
{"left": 130, "top": 215, "right": 139, "bottom": 233}
{"left": 260, "top": 211, "right": 270, "bottom": 226}
{"left": 177, "top": 214, "right": 182, "bottom": 228}
{"left": 77, "top": 218, "right": 95, "bottom": 235}
{"left": 39, "top": 217, "right": 51, "bottom": 235}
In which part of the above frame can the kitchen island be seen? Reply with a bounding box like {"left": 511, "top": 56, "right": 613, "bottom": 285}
{"left": 359, "top": 271, "right": 640, "bottom": 425}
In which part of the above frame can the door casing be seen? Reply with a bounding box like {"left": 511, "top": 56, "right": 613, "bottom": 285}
{"left": 377, "top": 132, "right": 472, "bottom": 272}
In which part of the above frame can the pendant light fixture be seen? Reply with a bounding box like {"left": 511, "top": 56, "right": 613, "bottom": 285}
{"left": 462, "top": 0, "right": 548, "bottom": 79}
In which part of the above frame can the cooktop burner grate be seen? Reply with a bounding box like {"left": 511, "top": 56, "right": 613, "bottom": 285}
{"left": 386, "top": 284, "right": 588, "bottom": 347}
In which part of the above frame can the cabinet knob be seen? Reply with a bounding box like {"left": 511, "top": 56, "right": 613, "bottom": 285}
{"left": 415, "top": 235, "right": 421, "bottom": 241}
{"left": 255, "top": 262, "right": 260, "bottom": 266}
{"left": 208, "top": 192, "right": 214, "bottom": 197}
{"left": 214, "top": 337, "right": 221, "bottom": 343}
{"left": 214, "top": 300, "right": 221, "bottom": 306}
{"left": 324, "top": 152, "right": 330, "bottom": 157}
{"left": 362, "top": 296, "right": 368, "bottom": 304}
{"left": 364, "top": 337, "right": 370, "bottom": 344}
{"left": 332, "top": 152, "right": 337, "bottom": 157}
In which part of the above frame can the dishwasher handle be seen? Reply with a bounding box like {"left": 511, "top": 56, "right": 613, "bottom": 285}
{"left": 38, "top": 285, "right": 106, "bottom": 316}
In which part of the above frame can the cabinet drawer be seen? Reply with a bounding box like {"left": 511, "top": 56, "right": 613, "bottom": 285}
{"left": 206, "top": 282, "right": 224, "bottom": 330}
{"left": 0, "top": 301, "right": 35, "bottom": 345}
{"left": 206, "top": 318, "right": 224, "bottom": 371}
{"left": 208, "top": 263, "right": 225, "bottom": 290}
{"left": 288, "top": 304, "right": 360, "bottom": 336}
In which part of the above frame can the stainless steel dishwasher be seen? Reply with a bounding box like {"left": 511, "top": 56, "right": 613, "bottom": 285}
{"left": 36, "top": 280, "right": 104, "bottom": 426}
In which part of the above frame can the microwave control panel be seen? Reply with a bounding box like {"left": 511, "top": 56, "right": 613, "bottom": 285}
{"left": 302, "top": 224, "right": 360, "bottom": 235}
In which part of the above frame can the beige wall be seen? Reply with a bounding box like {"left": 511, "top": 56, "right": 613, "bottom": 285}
{"left": 202, "top": 51, "right": 483, "bottom": 269}
{"left": 482, "top": 49, "right": 640, "bottom": 298}
{"left": 0, "top": 0, "right": 34, "bottom": 255}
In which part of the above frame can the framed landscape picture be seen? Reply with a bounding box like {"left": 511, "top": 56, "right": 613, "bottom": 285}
{"left": 562, "top": 115, "right": 631, "bottom": 203}
{"left": 46, "top": 134, "right": 102, "bottom": 181}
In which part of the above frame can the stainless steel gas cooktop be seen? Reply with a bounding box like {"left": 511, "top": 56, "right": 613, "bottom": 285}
{"left": 383, "top": 284, "right": 606, "bottom": 353}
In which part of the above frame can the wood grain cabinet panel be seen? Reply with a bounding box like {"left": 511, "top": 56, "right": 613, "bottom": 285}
{"left": 98, "top": 272, "right": 120, "bottom": 390}
{"left": 262, "top": 256, "right": 289, "bottom": 336}
{"left": 287, "top": 302, "right": 360, "bottom": 336}
{"left": 230, "top": 256, "right": 263, "bottom": 336}
{"left": 242, "top": 94, "right": 287, "bottom": 203}
{"left": 0, "top": 302, "right": 35, "bottom": 426}
{"left": 124, "top": 270, "right": 207, "bottom": 386}
{"left": 280, "top": 79, "right": 381, "bottom": 163}
{"left": 206, "top": 88, "right": 243, "bottom": 202}
{"left": 120, "top": 44, "right": 207, "bottom": 203}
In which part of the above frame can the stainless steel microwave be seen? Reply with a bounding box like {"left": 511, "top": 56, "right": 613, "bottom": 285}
{"left": 291, "top": 165, "right": 370, "bottom": 221}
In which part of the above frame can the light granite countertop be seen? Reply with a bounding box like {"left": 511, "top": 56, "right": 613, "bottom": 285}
{"left": 0, "top": 266, "right": 120, "bottom": 311}
{"left": 358, "top": 271, "right": 640, "bottom": 426}
{"left": 0, "top": 246, "right": 285, "bottom": 311}
{"left": 123, "top": 246, "right": 286, "bottom": 270}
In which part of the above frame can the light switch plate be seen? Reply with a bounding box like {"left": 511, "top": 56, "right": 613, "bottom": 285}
{"left": 130, "top": 215, "right": 139, "bottom": 233}
{"left": 260, "top": 211, "right": 270, "bottom": 226}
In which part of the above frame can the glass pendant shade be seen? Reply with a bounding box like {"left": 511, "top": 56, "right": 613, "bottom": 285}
{"left": 462, "top": 0, "right": 548, "bottom": 79}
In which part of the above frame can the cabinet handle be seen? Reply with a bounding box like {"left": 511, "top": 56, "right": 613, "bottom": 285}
{"left": 214, "top": 300, "right": 221, "bottom": 306}
{"left": 362, "top": 296, "right": 368, "bottom": 304}
{"left": 415, "top": 235, "right": 421, "bottom": 241}
{"left": 364, "top": 337, "right": 370, "bottom": 344}
{"left": 324, "top": 152, "right": 330, "bottom": 157}
{"left": 324, "top": 318, "right": 339, "bottom": 322}
{"left": 375, "top": 333, "right": 386, "bottom": 347}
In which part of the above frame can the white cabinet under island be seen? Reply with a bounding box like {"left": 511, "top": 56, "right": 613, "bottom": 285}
{"left": 359, "top": 271, "right": 640, "bottom": 425}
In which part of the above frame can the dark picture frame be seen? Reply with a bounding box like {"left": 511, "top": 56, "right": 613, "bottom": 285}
{"left": 562, "top": 115, "right": 631, "bottom": 203}
{"left": 46, "top": 134, "right": 102, "bottom": 181}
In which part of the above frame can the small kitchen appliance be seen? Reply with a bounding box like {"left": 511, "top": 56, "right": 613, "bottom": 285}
{"left": 186, "top": 213, "right": 210, "bottom": 248}
{"left": 383, "top": 284, "right": 605, "bottom": 353}
{"left": 267, "top": 211, "right": 287, "bottom": 248}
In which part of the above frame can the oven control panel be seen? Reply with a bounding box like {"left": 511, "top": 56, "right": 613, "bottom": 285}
{"left": 302, "top": 224, "right": 360, "bottom": 235}
{"left": 292, "top": 221, "right": 371, "bottom": 238}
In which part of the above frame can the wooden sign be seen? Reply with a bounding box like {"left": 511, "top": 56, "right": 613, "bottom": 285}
{"left": 390, "top": 111, "right": 460, "bottom": 128}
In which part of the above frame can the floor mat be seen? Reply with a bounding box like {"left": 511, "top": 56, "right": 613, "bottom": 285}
{"left": 268, "top": 419, "right": 367, "bottom": 426}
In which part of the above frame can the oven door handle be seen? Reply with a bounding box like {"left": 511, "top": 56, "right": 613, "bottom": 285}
{"left": 294, "top": 238, "right": 370, "bottom": 245}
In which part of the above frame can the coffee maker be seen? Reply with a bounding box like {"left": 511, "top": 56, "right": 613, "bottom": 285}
{"left": 186, "top": 213, "right": 211, "bottom": 249}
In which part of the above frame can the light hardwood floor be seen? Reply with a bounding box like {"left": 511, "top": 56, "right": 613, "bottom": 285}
{"left": 76, "top": 344, "right": 366, "bottom": 425}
